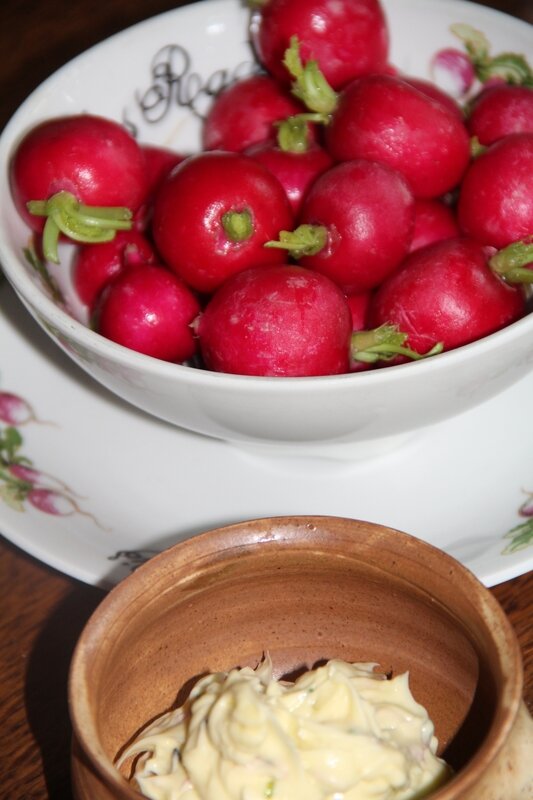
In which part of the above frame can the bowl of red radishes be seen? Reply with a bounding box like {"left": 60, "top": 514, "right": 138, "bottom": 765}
{"left": 0, "top": 0, "right": 532, "bottom": 453}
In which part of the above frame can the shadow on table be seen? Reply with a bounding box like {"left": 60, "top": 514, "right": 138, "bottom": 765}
{"left": 24, "top": 581, "right": 106, "bottom": 799}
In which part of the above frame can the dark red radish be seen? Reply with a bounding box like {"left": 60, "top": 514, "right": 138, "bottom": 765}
{"left": 282, "top": 42, "right": 471, "bottom": 198}
{"left": 345, "top": 290, "right": 373, "bottom": 372}
{"left": 467, "top": 85, "right": 533, "bottom": 145}
{"left": 266, "top": 159, "right": 415, "bottom": 293}
{"left": 9, "top": 114, "right": 148, "bottom": 263}
{"left": 245, "top": 117, "right": 333, "bottom": 214}
{"left": 72, "top": 230, "right": 157, "bottom": 309}
{"left": 196, "top": 264, "right": 352, "bottom": 377}
{"left": 141, "top": 144, "right": 187, "bottom": 196}
{"left": 457, "top": 133, "right": 533, "bottom": 249}
{"left": 202, "top": 74, "right": 304, "bottom": 153}
{"left": 324, "top": 74, "right": 471, "bottom": 198}
{"left": 251, "top": 0, "right": 389, "bottom": 90}
{"left": 366, "top": 237, "right": 527, "bottom": 358}
{"left": 93, "top": 264, "right": 200, "bottom": 363}
{"left": 152, "top": 151, "right": 293, "bottom": 293}
{"left": 346, "top": 290, "right": 372, "bottom": 332}
{"left": 410, "top": 199, "right": 460, "bottom": 253}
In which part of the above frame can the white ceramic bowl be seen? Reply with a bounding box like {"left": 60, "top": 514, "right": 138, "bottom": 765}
{"left": 1, "top": 0, "right": 532, "bottom": 453}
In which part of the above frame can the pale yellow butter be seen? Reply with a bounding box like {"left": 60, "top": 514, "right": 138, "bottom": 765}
{"left": 119, "top": 657, "right": 450, "bottom": 800}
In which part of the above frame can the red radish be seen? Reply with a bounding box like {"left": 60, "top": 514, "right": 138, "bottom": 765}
{"left": 251, "top": 0, "right": 389, "bottom": 90}
{"left": 244, "top": 117, "right": 333, "bottom": 214}
{"left": 141, "top": 144, "right": 187, "bottom": 196}
{"left": 72, "top": 230, "right": 157, "bottom": 309}
{"left": 266, "top": 159, "right": 415, "bottom": 293}
{"left": 346, "top": 291, "right": 372, "bottom": 332}
{"left": 346, "top": 290, "right": 373, "bottom": 372}
{"left": 410, "top": 199, "right": 460, "bottom": 253}
{"left": 196, "top": 264, "right": 352, "bottom": 376}
{"left": 202, "top": 74, "right": 304, "bottom": 152}
{"left": 9, "top": 114, "right": 148, "bottom": 263}
{"left": 467, "top": 85, "right": 533, "bottom": 145}
{"left": 152, "top": 151, "right": 293, "bottom": 293}
{"left": 282, "top": 42, "right": 471, "bottom": 198}
{"left": 457, "top": 133, "right": 533, "bottom": 249}
{"left": 93, "top": 264, "right": 200, "bottom": 362}
{"left": 366, "top": 237, "right": 527, "bottom": 357}
{"left": 323, "top": 74, "right": 471, "bottom": 198}
{"left": 402, "top": 76, "right": 464, "bottom": 119}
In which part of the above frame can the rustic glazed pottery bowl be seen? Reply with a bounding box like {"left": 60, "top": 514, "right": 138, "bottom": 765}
{"left": 1, "top": 0, "right": 533, "bottom": 455}
{"left": 68, "top": 516, "right": 533, "bottom": 800}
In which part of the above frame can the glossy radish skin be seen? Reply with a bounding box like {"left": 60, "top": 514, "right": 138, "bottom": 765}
{"left": 467, "top": 85, "right": 533, "bottom": 145}
{"left": 202, "top": 75, "right": 304, "bottom": 152}
{"left": 141, "top": 144, "right": 187, "bottom": 197}
{"left": 9, "top": 114, "right": 148, "bottom": 232}
{"left": 244, "top": 139, "right": 333, "bottom": 214}
{"left": 73, "top": 230, "right": 157, "bottom": 309}
{"left": 295, "top": 160, "right": 415, "bottom": 292}
{"left": 457, "top": 133, "right": 533, "bottom": 249}
{"left": 197, "top": 264, "right": 352, "bottom": 376}
{"left": 94, "top": 264, "right": 200, "bottom": 362}
{"left": 324, "top": 74, "right": 471, "bottom": 198}
{"left": 152, "top": 151, "right": 293, "bottom": 293}
{"left": 402, "top": 76, "right": 464, "bottom": 120}
{"left": 368, "top": 237, "right": 525, "bottom": 354}
{"left": 251, "top": 0, "right": 389, "bottom": 90}
{"left": 346, "top": 291, "right": 372, "bottom": 331}
{"left": 410, "top": 199, "right": 460, "bottom": 253}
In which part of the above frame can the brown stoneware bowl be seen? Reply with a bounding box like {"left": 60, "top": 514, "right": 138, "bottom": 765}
{"left": 68, "top": 516, "right": 533, "bottom": 800}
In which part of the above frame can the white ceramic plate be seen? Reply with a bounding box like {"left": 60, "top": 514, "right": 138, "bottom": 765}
{"left": 1, "top": 277, "right": 533, "bottom": 589}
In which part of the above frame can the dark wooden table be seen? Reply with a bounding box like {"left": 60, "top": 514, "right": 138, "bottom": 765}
{"left": 1, "top": 0, "right": 532, "bottom": 797}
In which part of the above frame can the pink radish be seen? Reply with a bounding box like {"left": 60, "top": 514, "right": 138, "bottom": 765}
{"left": 366, "top": 237, "right": 528, "bottom": 358}
{"left": 72, "top": 229, "right": 157, "bottom": 309}
{"left": 27, "top": 488, "right": 105, "bottom": 529}
{"left": 93, "top": 264, "right": 201, "bottom": 362}
{"left": 251, "top": 0, "right": 389, "bottom": 90}
{"left": 410, "top": 199, "right": 460, "bottom": 253}
{"left": 196, "top": 264, "right": 352, "bottom": 376}
{"left": 9, "top": 114, "right": 148, "bottom": 263}
{"left": 282, "top": 40, "right": 471, "bottom": 198}
{"left": 202, "top": 74, "right": 304, "bottom": 152}
{"left": 266, "top": 159, "right": 415, "bottom": 293}
{"left": 244, "top": 117, "right": 333, "bottom": 214}
{"left": 152, "top": 151, "right": 293, "bottom": 293}
{"left": 457, "top": 133, "right": 533, "bottom": 249}
{"left": 0, "top": 392, "right": 50, "bottom": 426}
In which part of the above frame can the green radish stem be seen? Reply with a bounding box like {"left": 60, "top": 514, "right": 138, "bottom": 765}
{"left": 221, "top": 209, "right": 253, "bottom": 242}
{"left": 451, "top": 23, "right": 533, "bottom": 87}
{"left": 489, "top": 238, "right": 533, "bottom": 284}
{"left": 27, "top": 190, "right": 133, "bottom": 264}
{"left": 276, "top": 116, "right": 311, "bottom": 153}
{"left": 265, "top": 224, "right": 328, "bottom": 258}
{"left": 351, "top": 324, "right": 444, "bottom": 365}
{"left": 283, "top": 36, "right": 338, "bottom": 118}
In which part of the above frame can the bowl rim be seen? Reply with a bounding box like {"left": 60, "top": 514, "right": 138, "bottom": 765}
{"left": 1, "top": 0, "right": 533, "bottom": 392}
{"left": 68, "top": 515, "right": 524, "bottom": 799}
